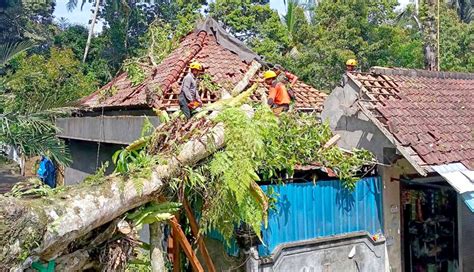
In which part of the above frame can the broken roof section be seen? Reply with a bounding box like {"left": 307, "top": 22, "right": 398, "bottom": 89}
{"left": 348, "top": 67, "right": 474, "bottom": 172}
{"left": 79, "top": 17, "right": 327, "bottom": 112}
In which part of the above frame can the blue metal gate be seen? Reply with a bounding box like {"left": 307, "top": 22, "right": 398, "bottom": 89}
{"left": 259, "top": 176, "right": 383, "bottom": 255}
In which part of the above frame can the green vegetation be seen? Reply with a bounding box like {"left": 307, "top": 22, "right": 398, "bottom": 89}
{"left": 168, "top": 106, "right": 373, "bottom": 243}
{"left": 127, "top": 202, "right": 182, "bottom": 228}
{"left": 3, "top": 48, "right": 97, "bottom": 113}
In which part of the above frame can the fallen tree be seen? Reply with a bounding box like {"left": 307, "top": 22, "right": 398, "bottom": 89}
{"left": 0, "top": 100, "right": 234, "bottom": 270}
{"left": 0, "top": 84, "right": 373, "bottom": 271}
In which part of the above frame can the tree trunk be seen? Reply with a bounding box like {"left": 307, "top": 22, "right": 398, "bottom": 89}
{"left": 0, "top": 120, "right": 226, "bottom": 270}
{"left": 149, "top": 223, "right": 166, "bottom": 272}
{"left": 0, "top": 84, "right": 261, "bottom": 270}
{"left": 422, "top": 0, "right": 439, "bottom": 70}
{"left": 83, "top": 0, "right": 101, "bottom": 63}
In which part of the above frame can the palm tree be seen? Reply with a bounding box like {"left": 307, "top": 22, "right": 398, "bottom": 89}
{"left": 82, "top": 0, "right": 101, "bottom": 62}
{"left": 412, "top": 0, "right": 473, "bottom": 22}
{"left": 397, "top": 1, "right": 439, "bottom": 70}
{"left": 0, "top": 41, "right": 34, "bottom": 67}
{"left": 0, "top": 110, "right": 72, "bottom": 166}
{"left": 0, "top": 42, "right": 71, "bottom": 166}
{"left": 283, "top": 0, "right": 314, "bottom": 56}
{"left": 63, "top": 0, "right": 101, "bottom": 62}
{"left": 447, "top": 0, "right": 473, "bottom": 22}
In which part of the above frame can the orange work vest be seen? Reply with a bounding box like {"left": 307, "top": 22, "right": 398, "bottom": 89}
{"left": 269, "top": 82, "right": 291, "bottom": 105}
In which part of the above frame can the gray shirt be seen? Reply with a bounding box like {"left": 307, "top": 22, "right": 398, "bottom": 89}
{"left": 180, "top": 72, "right": 201, "bottom": 102}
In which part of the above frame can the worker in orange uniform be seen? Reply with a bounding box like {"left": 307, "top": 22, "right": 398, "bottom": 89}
{"left": 274, "top": 65, "right": 298, "bottom": 100}
{"left": 263, "top": 70, "right": 291, "bottom": 115}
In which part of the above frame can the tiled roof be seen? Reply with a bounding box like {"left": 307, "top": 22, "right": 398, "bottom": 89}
{"left": 348, "top": 67, "right": 474, "bottom": 171}
{"left": 80, "top": 28, "right": 326, "bottom": 112}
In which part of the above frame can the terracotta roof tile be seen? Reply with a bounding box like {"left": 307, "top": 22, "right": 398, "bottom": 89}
{"left": 350, "top": 67, "right": 474, "bottom": 169}
{"left": 79, "top": 28, "right": 326, "bottom": 112}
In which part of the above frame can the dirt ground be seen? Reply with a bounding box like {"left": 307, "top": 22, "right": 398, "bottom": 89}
{"left": 0, "top": 157, "right": 33, "bottom": 193}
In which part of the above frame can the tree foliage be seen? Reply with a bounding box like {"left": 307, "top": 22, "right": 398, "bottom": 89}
{"left": 439, "top": 3, "right": 474, "bottom": 71}
{"left": 0, "top": 0, "right": 55, "bottom": 44}
{"left": 2, "top": 48, "right": 97, "bottom": 113}
{"left": 168, "top": 106, "right": 373, "bottom": 243}
{"left": 0, "top": 110, "right": 72, "bottom": 166}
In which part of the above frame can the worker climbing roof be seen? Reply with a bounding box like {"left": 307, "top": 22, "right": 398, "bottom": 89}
{"left": 263, "top": 70, "right": 277, "bottom": 80}
{"left": 79, "top": 17, "right": 327, "bottom": 112}
{"left": 189, "top": 61, "right": 203, "bottom": 70}
{"left": 346, "top": 59, "right": 358, "bottom": 66}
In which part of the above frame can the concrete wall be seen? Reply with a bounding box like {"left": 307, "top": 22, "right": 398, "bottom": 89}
{"left": 381, "top": 166, "right": 402, "bottom": 272}
{"left": 258, "top": 232, "right": 386, "bottom": 272}
{"left": 57, "top": 116, "right": 160, "bottom": 145}
{"left": 320, "top": 82, "right": 394, "bottom": 163}
{"left": 64, "top": 139, "right": 122, "bottom": 185}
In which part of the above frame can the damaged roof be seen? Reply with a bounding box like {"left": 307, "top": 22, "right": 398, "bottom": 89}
{"left": 79, "top": 18, "right": 326, "bottom": 112}
{"left": 348, "top": 67, "right": 474, "bottom": 172}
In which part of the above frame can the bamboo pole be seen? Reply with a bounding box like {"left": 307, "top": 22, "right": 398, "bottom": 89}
{"left": 169, "top": 217, "right": 204, "bottom": 272}
{"left": 183, "top": 198, "right": 216, "bottom": 272}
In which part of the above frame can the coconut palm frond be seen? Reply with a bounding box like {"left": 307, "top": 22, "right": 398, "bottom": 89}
{"left": 448, "top": 0, "right": 474, "bottom": 22}
{"left": 0, "top": 41, "right": 34, "bottom": 67}
{"left": 66, "top": 0, "right": 78, "bottom": 11}
{"left": 0, "top": 109, "right": 72, "bottom": 166}
{"left": 80, "top": 0, "right": 88, "bottom": 11}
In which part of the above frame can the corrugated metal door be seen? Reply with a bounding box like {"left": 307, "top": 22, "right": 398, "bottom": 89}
{"left": 259, "top": 177, "right": 383, "bottom": 256}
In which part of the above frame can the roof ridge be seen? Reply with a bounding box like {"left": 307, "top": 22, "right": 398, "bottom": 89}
{"left": 145, "top": 31, "right": 207, "bottom": 108}
{"left": 157, "top": 31, "right": 208, "bottom": 92}
{"left": 370, "top": 66, "right": 474, "bottom": 80}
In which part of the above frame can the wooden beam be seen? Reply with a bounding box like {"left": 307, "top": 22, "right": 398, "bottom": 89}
{"left": 231, "top": 60, "right": 262, "bottom": 96}
{"left": 183, "top": 198, "right": 216, "bottom": 272}
{"left": 323, "top": 134, "right": 341, "bottom": 149}
{"left": 169, "top": 217, "right": 204, "bottom": 272}
{"left": 171, "top": 226, "right": 181, "bottom": 272}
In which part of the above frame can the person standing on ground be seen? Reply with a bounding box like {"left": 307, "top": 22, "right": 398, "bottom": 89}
{"left": 263, "top": 70, "right": 291, "bottom": 116}
{"left": 179, "top": 61, "right": 203, "bottom": 119}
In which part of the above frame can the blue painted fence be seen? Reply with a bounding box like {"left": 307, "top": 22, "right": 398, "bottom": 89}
{"left": 258, "top": 176, "right": 383, "bottom": 256}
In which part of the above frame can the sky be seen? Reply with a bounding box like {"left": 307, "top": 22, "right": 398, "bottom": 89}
{"left": 54, "top": 0, "right": 413, "bottom": 29}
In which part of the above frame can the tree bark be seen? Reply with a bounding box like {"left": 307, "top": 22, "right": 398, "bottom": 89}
{"left": 0, "top": 86, "right": 262, "bottom": 270}
{"left": 83, "top": 0, "right": 101, "bottom": 63}
{"left": 149, "top": 223, "right": 166, "bottom": 272}
{"left": 422, "top": 0, "right": 439, "bottom": 70}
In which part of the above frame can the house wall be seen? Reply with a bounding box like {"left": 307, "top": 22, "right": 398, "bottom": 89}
{"left": 64, "top": 139, "right": 122, "bottom": 185}
{"left": 58, "top": 115, "right": 161, "bottom": 185}
{"left": 381, "top": 166, "right": 402, "bottom": 272}
{"left": 459, "top": 196, "right": 474, "bottom": 271}
{"left": 259, "top": 178, "right": 384, "bottom": 256}
{"left": 258, "top": 232, "right": 386, "bottom": 272}
{"left": 320, "top": 82, "right": 394, "bottom": 163}
{"left": 320, "top": 82, "right": 425, "bottom": 272}
{"left": 57, "top": 116, "right": 160, "bottom": 145}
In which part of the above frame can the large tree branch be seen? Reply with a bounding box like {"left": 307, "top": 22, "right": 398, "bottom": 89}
{"left": 0, "top": 83, "right": 263, "bottom": 270}
{"left": 0, "top": 120, "right": 225, "bottom": 270}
